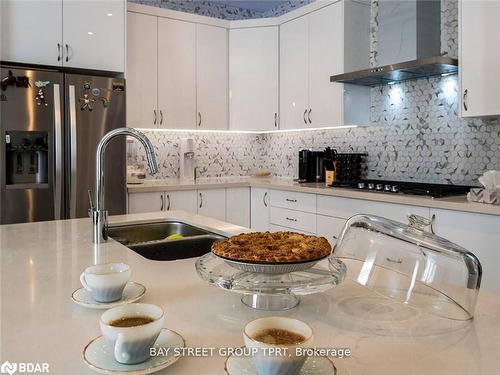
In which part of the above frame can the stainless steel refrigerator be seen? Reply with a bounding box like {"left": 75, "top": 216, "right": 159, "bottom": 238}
{"left": 0, "top": 66, "right": 126, "bottom": 224}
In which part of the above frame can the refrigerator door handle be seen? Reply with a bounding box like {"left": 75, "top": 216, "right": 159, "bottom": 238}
{"left": 53, "top": 84, "right": 63, "bottom": 220}
{"left": 69, "top": 85, "right": 78, "bottom": 218}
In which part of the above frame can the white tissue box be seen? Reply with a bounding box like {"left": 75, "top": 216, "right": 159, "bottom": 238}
{"left": 468, "top": 188, "right": 500, "bottom": 205}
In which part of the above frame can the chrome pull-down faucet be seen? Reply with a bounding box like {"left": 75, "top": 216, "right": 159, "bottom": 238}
{"left": 91, "top": 127, "right": 158, "bottom": 243}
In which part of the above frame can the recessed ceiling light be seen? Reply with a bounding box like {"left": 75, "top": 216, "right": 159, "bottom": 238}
{"left": 107, "top": 13, "right": 113, "bottom": 16}
{"left": 87, "top": 31, "right": 94, "bottom": 35}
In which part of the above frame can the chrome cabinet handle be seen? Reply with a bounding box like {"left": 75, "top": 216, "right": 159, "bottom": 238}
{"left": 463, "top": 89, "right": 468, "bottom": 111}
{"left": 286, "top": 217, "right": 297, "bottom": 222}
{"left": 430, "top": 214, "right": 436, "bottom": 234}
{"left": 332, "top": 235, "right": 338, "bottom": 240}
{"left": 160, "top": 194, "right": 164, "bottom": 211}
{"left": 303, "top": 109, "right": 307, "bottom": 124}
{"left": 285, "top": 198, "right": 297, "bottom": 202}
{"left": 274, "top": 113, "right": 277, "bottom": 127}
{"left": 386, "top": 257, "right": 403, "bottom": 264}
{"left": 57, "top": 43, "right": 61, "bottom": 62}
{"left": 308, "top": 109, "right": 312, "bottom": 124}
{"left": 166, "top": 194, "right": 170, "bottom": 210}
{"left": 263, "top": 191, "right": 268, "bottom": 207}
{"left": 408, "top": 214, "right": 432, "bottom": 231}
{"left": 159, "top": 110, "right": 163, "bottom": 125}
{"left": 198, "top": 112, "right": 202, "bottom": 127}
{"left": 153, "top": 110, "right": 157, "bottom": 125}
{"left": 199, "top": 192, "right": 203, "bottom": 208}
{"left": 65, "top": 44, "right": 69, "bottom": 62}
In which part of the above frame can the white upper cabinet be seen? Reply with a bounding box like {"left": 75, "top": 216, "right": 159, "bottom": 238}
{"left": 126, "top": 12, "right": 158, "bottom": 128}
{"left": 158, "top": 18, "right": 197, "bottom": 129}
{"left": 127, "top": 11, "right": 229, "bottom": 130}
{"left": 308, "top": 3, "right": 343, "bottom": 127}
{"left": 280, "top": 2, "right": 344, "bottom": 129}
{"left": 1, "top": 0, "right": 125, "bottom": 71}
{"left": 1, "top": 0, "right": 63, "bottom": 66}
{"left": 196, "top": 24, "right": 228, "bottom": 130}
{"left": 280, "top": 16, "right": 309, "bottom": 130}
{"left": 229, "top": 27, "right": 279, "bottom": 131}
{"left": 63, "top": 0, "right": 125, "bottom": 72}
{"left": 459, "top": 1, "right": 500, "bottom": 117}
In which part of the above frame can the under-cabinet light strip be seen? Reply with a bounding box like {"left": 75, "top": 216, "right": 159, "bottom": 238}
{"left": 136, "top": 125, "right": 358, "bottom": 134}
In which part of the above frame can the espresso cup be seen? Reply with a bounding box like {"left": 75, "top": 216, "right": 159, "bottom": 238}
{"left": 80, "top": 263, "right": 131, "bottom": 302}
{"left": 243, "top": 317, "right": 314, "bottom": 375}
{"left": 100, "top": 303, "right": 165, "bottom": 364}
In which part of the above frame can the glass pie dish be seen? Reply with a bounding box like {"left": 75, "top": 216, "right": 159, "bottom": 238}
{"left": 213, "top": 254, "right": 329, "bottom": 274}
{"left": 196, "top": 253, "right": 346, "bottom": 310}
{"left": 329, "top": 214, "right": 482, "bottom": 320}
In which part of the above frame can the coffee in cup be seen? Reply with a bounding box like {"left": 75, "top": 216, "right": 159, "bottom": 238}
{"left": 80, "top": 262, "right": 131, "bottom": 302}
{"left": 252, "top": 328, "right": 306, "bottom": 345}
{"left": 243, "top": 317, "right": 313, "bottom": 375}
{"left": 100, "top": 303, "right": 165, "bottom": 364}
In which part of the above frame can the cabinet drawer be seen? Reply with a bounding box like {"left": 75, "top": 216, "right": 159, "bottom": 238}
{"left": 270, "top": 207, "right": 316, "bottom": 233}
{"left": 270, "top": 190, "right": 316, "bottom": 213}
{"left": 269, "top": 224, "right": 314, "bottom": 235}
{"left": 128, "top": 192, "right": 164, "bottom": 213}
{"left": 316, "top": 214, "right": 346, "bottom": 247}
{"left": 317, "top": 195, "right": 430, "bottom": 223}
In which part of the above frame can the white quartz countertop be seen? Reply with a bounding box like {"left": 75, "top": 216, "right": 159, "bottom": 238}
{"left": 127, "top": 177, "right": 500, "bottom": 216}
{"left": 1, "top": 211, "right": 500, "bottom": 374}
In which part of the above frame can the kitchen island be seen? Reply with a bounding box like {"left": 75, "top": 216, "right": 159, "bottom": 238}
{"left": 1, "top": 211, "right": 500, "bottom": 374}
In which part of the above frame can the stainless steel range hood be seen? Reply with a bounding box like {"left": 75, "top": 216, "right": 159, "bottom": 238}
{"left": 331, "top": 0, "right": 456, "bottom": 87}
{"left": 330, "top": 56, "right": 458, "bottom": 86}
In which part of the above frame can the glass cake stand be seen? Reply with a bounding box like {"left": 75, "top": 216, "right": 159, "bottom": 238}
{"left": 195, "top": 253, "right": 346, "bottom": 310}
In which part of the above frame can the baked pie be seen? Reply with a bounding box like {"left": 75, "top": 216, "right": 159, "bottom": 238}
{"left": 211, "top": 231, "right": 332, "bottom": 264}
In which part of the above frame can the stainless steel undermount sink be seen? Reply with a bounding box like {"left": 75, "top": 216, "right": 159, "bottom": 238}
{"left": 108, "top": 221, "right": 226, "bottom": 261}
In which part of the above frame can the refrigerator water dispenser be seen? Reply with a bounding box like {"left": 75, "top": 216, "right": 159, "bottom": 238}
{"left": 5, "top": 130, "right": 48, "bottom": 186}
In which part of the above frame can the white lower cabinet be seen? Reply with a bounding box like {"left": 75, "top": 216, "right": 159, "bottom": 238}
{"left": 164, "top": 190, "right": 198, "bottom": 214}
{"left": 197, "top": 189, "right": 226, "bottom": 222}
{"left": 226, "top": 188, "right": 250, "bottom": 228}
{"left": 128, "top": 188, "right": 249, "bottom": 225}
{"left": 431, "top": 209, "right": 500, "bottom": 292}
{"left": 269, "top": 224, "right": 313, "bottom": 235}
{"left": 251, "top": 188, "right": 270, "bottom": 231}
{"left": 270, "top": 207, "right": 316, "bottom": 234}
{"left": 128, "top": 192, "right": 164, "bottom": 213}
{"left": 316, "top": 214, "right": 346, "bottom": 247}
{"left": 270, "top": 190, "right": 316, "bottom": 213}
{"left": 317, "top": 195, "right": 430, "bottom": 223}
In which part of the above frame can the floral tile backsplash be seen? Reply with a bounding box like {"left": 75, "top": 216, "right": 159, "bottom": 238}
{"left": 128, "top": 131, "right": 267, "bottom": 178}
{"left": 128, "top": 0, "right": 313, "bottom": 20}
{"left": 127, "top": 0, "right": 500, "bottom": 186}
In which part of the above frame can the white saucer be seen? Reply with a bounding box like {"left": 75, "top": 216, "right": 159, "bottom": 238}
{"left": 83, "top": 328, "right": 185, "bottom": 375}
{"left": 72, "top": 282, "right": 146, "bottom": 309}
{"left": 225, "top": 354, "right": 336, "bottom": 375}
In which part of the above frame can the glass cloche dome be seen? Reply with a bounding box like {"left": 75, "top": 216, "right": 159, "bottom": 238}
{"left": 329, "top": 214, "right": 481, "bottom": 320}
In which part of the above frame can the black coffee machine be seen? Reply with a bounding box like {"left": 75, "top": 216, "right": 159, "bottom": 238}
{"left": 298, "top": 149, "right": 327, "bottom": 182}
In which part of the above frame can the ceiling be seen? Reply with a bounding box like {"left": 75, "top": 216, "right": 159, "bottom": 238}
{"left": 210, "top": 1, "right": 289, "bottom": 13}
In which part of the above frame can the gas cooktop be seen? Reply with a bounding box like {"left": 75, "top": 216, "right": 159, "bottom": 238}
{"left": 329, "top": 179, "right": 474, "bottom": 198}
